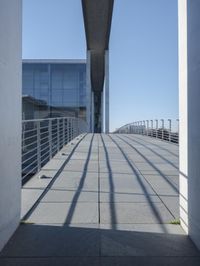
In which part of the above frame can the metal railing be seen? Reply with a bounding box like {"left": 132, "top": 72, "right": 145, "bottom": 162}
{"left": 22, "top": 117, "right": 87, "bottom": 182}
{"left": 115, "top": 119, "right": 179, "bottom": 144}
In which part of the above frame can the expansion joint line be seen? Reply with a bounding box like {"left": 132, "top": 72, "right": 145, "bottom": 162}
{"left": 97, "top": 134, "right": 101, "bottom": 259}
{"left": 98, "top": 134, "right": 100, "bottom": 225}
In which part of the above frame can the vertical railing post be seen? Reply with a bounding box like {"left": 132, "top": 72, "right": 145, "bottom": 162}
{"left": 65, "top": 118, "right": 69, "bottom": 144}
{"left": 77, "top": 118, "right": 80, "bottom": 136}
{"left": 155, "top": 119, "right": 158, "bottom": 138}
{"left": 49, "top": 119, "right": 52, "bottom": 159}
{"left": 161, "top": 119, "right": 164, "bottom": 140}
{"left": 168, "top": 119, "right": 172, "bottom": 142}
{"left": 176, "top": 119, "right": 179, "bottom": 143}
{"left": 70, "top": 118, "right": 72, "bottom": 140}
{"left": 139, "top": 121, "right": 141, "bottom": 134}
{"left": 72, "top": 118, "right": 75, "bottom": 139}
{"left": 72, "top": 118, "right": 76, "bottom": 139}
{"left": 62, "top": 118, "right": 65, "bottom": 147}
{"left": 37, "top": 121, "right": 41, "bottom": 172}
{"left": 76, "top": 118, "right": 79, "bottom": 136}
{"left": 143, "top": 120, "right": 145, "bottom": 135}
{"left": 150, "top": 120, "right": 153, "bottom": 137}
{"left": 57, "top": 118, "right": 60, "bottom": 151}
{"left": 146, "top": 120, "right": 149, "bottom": 136}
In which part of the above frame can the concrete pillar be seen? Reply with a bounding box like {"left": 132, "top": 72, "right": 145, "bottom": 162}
{"left": 101, "top": 91, "right": 104, "bottom": 132}
{"left": 0, "top": 0, "right": 22, "bottom": 251}
{"left": 178, "top": 0, "right": 200, "bottom": 249}
{"left": 86, "top": 50, "right": 92, "bottom": 132}
{"left": 91, "top": 91, "right": 94, "bottom": 133}
{"left": 105, "top": 50, "right": 109, "bottom": 133}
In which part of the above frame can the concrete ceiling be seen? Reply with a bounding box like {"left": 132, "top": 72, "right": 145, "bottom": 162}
{"left": 82, "top": 0, "right": 114, "bottom": 92}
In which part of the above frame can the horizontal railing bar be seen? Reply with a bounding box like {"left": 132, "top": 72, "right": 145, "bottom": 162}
{"left": 22, "top": 146, "right": 37, "bottom": 158}
{"left": 22, "top": 140, "right": 37, "bottom": 150}
{"left": 23, "top": 134, "right": 37, "bottom": 141}
{"left": 40, "top": 150, "right": 50, "bottom": 161}
{"left": 40, "top": 144, "right": 50, "bottom": 153}
{"left": 22, "top": 165, "right": 38, "bottom": 181}
{"left": 22, "top": 117, "right": 77, "bottom": 123}
{"left": 115, "top": 119, "right": 179, "bottom": 144}
{"left": 22, "top": 128, "right": 37, "bottom": 134}
{"left": 40, "top": 135, "right": 49, "bottom": 142}
{"left": 22, "top": 158, "right": 38, "bottom": 172}
{"left": 22, "top": 153, "right": 37, "bottom": 165}
{"left": 21, "top": 116, "right": 88, "bottom": 181}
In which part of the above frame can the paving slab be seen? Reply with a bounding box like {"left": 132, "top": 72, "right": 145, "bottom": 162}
{"left": 100, "top": 191, "right": 160, "bottom": 203}
{"left": 0, "top": 258, "right": 100, "bottom": 266}
{"left": 0, "top": 224, "right": 100, "bottom": 257}
{"left": 100, "top": 202, "right": 174, "bottom": 224}
{"left": 101, "top": 257, "right": 200, "bottom": 266}
{"left": 100, "top": 174, "right": 155, "bottom": 194}
{"left": 99, "top": 223, "right": 185, "bottom": 234}
{"left": 23, "top": 170, "right": 57, "bottom": 189}
{"left": 101, "top": 229, "right": 198, "bottom": 256}
{"left": 42, "top": 158, "right": 67, "bottom": 170}
{"left": 160, "top": 195, "right": 180, "bottom": 219}
{"left": 51, "top": 174, "right": 98, "bottom": 191}
{"left": 42, "top": 189, "right": 98, "bottom": 203}
{"left": 26, "top": 202, "right": 99, "bottom": 224}
{"left": 63, "top": 159, "right": 98, "bottom": 172}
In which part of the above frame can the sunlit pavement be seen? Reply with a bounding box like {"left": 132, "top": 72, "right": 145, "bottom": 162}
{"left": 1, "top": 134, "right": 200, "bottom": 266}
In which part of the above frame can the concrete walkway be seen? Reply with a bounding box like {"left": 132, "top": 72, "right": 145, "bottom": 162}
{"left": 1, "top": 134, "right": 200, "bottom": 265}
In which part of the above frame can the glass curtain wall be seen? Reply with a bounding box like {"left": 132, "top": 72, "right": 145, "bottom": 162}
{"left": 22, "top": 62, "right": 86, "bottom": 120}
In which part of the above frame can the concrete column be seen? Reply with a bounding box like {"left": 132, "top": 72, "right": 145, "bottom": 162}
{"left": 105, "top": 50, "right": 109, "bottom": 133}
{"left": 0, "top": 0, "right": 22, "bottom": 251}
{"left": 101, "top": 91, "right": 104, "bottom": 132}
{"left": 91, "top": 92, "right": 94, "bottom": 133}
{"left": 86, "top": 50, "right": 92, "bottom": 132}
{"left": 178, "top": 0, "right": 200, "bottom": 249}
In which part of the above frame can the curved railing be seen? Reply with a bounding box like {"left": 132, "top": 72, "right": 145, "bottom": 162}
{"left": 114, "top": 119, "right": 179, "bottom": 144}
{"left": 22, "top": 117, "right": 88, "bottom": 183}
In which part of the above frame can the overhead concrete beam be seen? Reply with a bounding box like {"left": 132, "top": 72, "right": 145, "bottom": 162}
{"left": 82, "top": 0, "right": 114, "bottom": 92}
{"left": 82, "top": 0, "right": 113, "bottom": 132}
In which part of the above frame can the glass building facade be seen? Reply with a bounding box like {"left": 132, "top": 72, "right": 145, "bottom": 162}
{"left": 22, "top": 60, "right": 87, "bottom": 120}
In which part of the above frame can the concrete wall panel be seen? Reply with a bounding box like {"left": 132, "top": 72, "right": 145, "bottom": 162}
{"left": 178, "top": 0, "right": 200, "bottom": 249}
{"left": 0, "top": 0, "right": 22, "bottom": 251}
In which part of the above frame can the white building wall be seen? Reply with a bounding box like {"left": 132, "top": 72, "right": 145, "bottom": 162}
{"left": 178, "top": 0, "right": 188, "bottom": 234}
{"left": 105, "top": 50, "right": 109, "bottom": 133}
{"left": 178, "top": 0, "right": 200, "bottom": 249}
{"left": 86, "top": 51, "right": 92, "bottom": 132}
{"left": 0, "top": 0, "right": 22, "bottom": 251}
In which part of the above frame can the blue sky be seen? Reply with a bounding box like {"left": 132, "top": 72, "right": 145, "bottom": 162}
{"left": 23, "top": 0, "right": 178, "bottom": 132}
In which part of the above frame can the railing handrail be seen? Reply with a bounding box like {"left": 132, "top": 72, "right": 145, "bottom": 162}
{"left": 22, "top": 116, "right": 88, "bottom": 184}
{"left": 22, "top": 116, "right": 80, "bottom": 123}
{"left": 114, "top": 119, "right": 179, "bottom": 144}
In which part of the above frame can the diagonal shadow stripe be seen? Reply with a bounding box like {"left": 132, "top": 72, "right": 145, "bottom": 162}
{"left": 109, "top": 134, "right": 170, "bottom": 233}
{"left": 123, "top": 135, "right": 179, "bottom": 170}
{"left": 65, "top": 134, "right": 94, "bottom": 224}
{"left": 130, "top": 134, "right": 178, "bottom": 158}
{"left": 22, "top": 134, "right": 87, "bottom": 221}
{"left": 100, "top": 134, "right": 117, "bottom": 229}
{"left": 116, "top": 135, "right": 179, "bottom": 194}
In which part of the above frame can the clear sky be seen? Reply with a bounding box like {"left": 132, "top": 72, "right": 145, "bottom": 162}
{"left": 23, "top": 0, "right": 178, "bottom": 132}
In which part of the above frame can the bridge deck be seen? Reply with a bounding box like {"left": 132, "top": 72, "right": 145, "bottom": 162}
{"left": 1, "top": 134, "right": 200, "bottom": 265}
